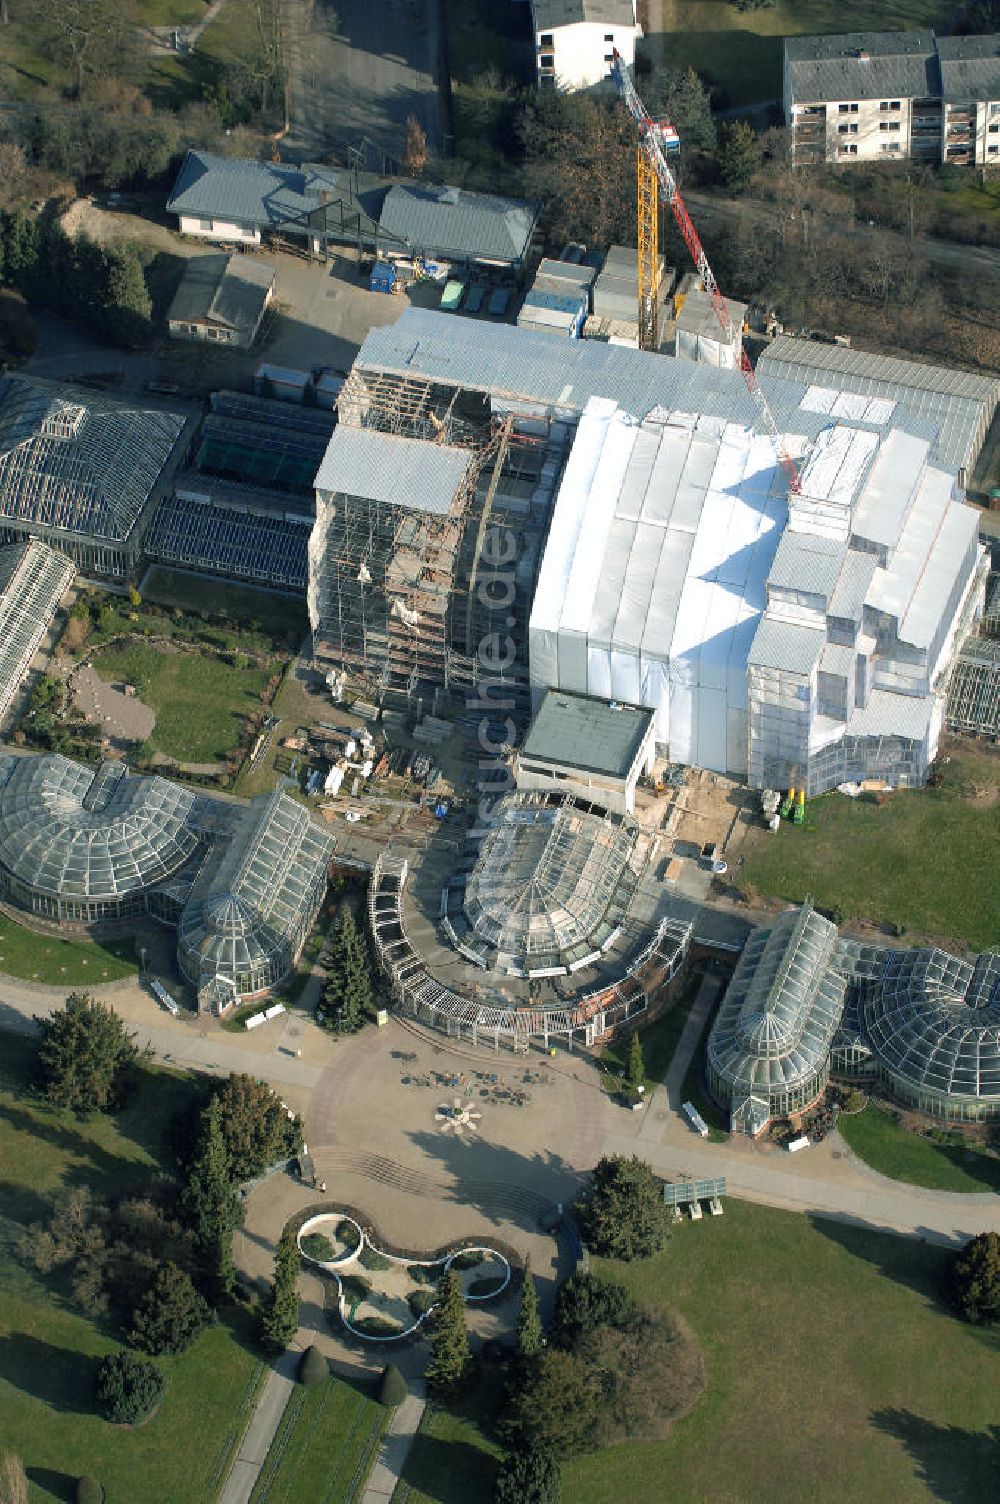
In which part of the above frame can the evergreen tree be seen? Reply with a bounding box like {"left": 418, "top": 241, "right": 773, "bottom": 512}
{"left": 516, "top": 1256, "right": 543, "bottom": 1358}
{"left": 575, "top": 1155, "right": 671, "bottom": 1262}
{"left": 128, "top": 1262, "right": 212, "bottom": 1355}
{"left": 425, "top": 1270, "right": 471, "bottom": 1394}
{"left": 100, "top": 245, "right": 151, "bottom": 348}
{"left": 180, "top": 1100, "right": 239, "bottom": 1302}
{"left": 319, "top": 908, "right": 375, "bottom": 1034}
{"left": 627, "top": 1033, "right": 645, "bottom": 1093}
{"left": 948, "top": 1231, "right": 1000, "bottom": 1325}
{"left": 495, "top": 1448, "right": 561, "bottom": 1504}
{"left": 211, "top": 1073, "right": 303, "bottom": 1182}
{"left": 260, "top": 1225, "right": 300, "bottom": 1353}
{"left": 718, "top": 120, "right": 763, "bottom": 193}
{"left": 37, "top": 993, "right": 139, "bottom": 1115}
{"left": 3, "top": 209, "right": 38, "bottom": 285}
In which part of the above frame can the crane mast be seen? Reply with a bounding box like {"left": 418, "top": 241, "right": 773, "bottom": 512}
{"left": 611, "top": 52, "right": 802, "bottom": 495}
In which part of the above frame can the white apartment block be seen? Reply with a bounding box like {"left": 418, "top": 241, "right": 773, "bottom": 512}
{"left": 532, "top": 0, "right": 641, "bottom": 92}
{"left": 784, "top": 31, "right": 1000, "bottom": 168}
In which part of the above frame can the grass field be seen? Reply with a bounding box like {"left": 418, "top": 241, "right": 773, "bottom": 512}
{"left": 397, "top": 1199, "right": 1000, "bottom": 1504}
{"left": 0, "top": 1031, "right": 264, "bottom": 1504}
{"left": 739, "top": 747, "right": 1000, "bottom": 950}
{"left": 599, "top": 977, "right": 701, "bottom": 1093}
{"left": 838, "top": 1103, "right": 1000, "bottom": 1194}
{"left": 0, "top": 914, "right": 136, "bottom": 987}
{"left": 248, "top": 1372, "right": 388, "bottom": 1503}
{"left": 90, "top": 640, "right": 270, "bottom": 764}
{"left": 644, "top": 1, "right": 955, "bottom": 106}
{"left": 396, "top": 1365, "right": 506, "bottom": 1504}
{"left": 140, "top": 566, "right": 308, "bottom": 648}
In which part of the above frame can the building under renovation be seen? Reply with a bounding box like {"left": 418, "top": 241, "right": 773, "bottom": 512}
{"left": 0, "top": 539, "right": 74, "bottom": 727}
{"left": 708, "top": 901, "right": 1000, "bottom": 1130}
{"left": 311, "top": 309, "right": 996, "bottom": 787}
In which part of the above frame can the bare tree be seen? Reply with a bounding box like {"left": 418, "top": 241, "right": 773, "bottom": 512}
{"left": 32, "top": 0, "right": 137, "bottom": 98}
{"left": 402, "top": 114, "right": 428, "bottom": 178}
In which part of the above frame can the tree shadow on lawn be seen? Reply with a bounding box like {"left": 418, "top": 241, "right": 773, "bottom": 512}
{"left": 0, "top": 1331, "right": 102, "bottom": 1414}
{"left": 26, "top": 1467, "right": 78, "bottom": 1504}
{"left": 807, "top": 1212, "right": 953, "bottom": 1306}
{"left": 871, "top": 1410, "right": 1000, "bottom": 1503}
{"left": 0, "top": 1099, "right": 153, "bottom": 1195}
{"left": 396, "top": 1433, "right": 498, "bottom": 1504}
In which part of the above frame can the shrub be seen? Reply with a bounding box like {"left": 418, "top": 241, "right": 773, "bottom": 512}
{"left": 359, "top": 1245, "right": 392, "bottom": 1272}
{"left": 301, "top": 1233, "right": 336, "bottom": 1262}
{"left": 449, "top": 1249, "right": 485, "bottom": 1270}
{"left": 494, "top": 1448, "right": 561, "bottom": 1504}
{"left": 554, "top": 1273, "right": 637, "bottom": 1345}
{"left": 378, "top": 1362, "right": 408, "bottom": 1406}
{"left": 408, "top": 1263, "right": 439, "bottom": 1285}
{"left": 467, "top": 1276, "right": 506, "bottom": 1298}
{"left": 336, "top": 1219, "right": 361, "bottom": 1250}
{"left": 76, "top": 1481, "right": 105, "bottom": 1504}
{"left": 94, "top": 1349, "right": 164, "bottom": 1424}
{"left": 840, "top": 1089, "right": 866, "bottom": 1115}
{"left": 407, "top": 1287, "right": 435, "bottom": 1317}
{"left": 341, "top": 1274, "right": 371, "bottom": 1301}
{"left": 948, "top": 1231, "right": 1000, "bottom": 1325}
{"left": 298, "top": 1344, "right": 329, "bottom": 1387}
{"left": 352, "top": 1315, "right": 400, "bottom": 1337}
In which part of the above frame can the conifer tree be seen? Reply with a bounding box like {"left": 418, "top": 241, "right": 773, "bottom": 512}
{"left": 320, "top": 908, "right": 375, "bottom": 1034}
{"left": 516, "top": 1255, "right": 544, "bottom": 1358}
{"left": 260, "top": 1225, "right": 300, "bottom": 1352}
{"left": 627, "top": 1032, "right": 645, "bottom": 1093}
{"left": 180, "top": 1100, "right": 239, "bottom": 1302}
{"left": 425, "top": 1270, "right": 470, "bottom": 1394}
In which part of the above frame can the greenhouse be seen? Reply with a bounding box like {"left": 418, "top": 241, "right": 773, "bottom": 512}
{"left": 707, "top": 903, "right": 847, "bottom": 1135}
{"left": 460, "top": 792, "right": 643, "bottom": 976}
{"left": 0, "top": 754, "right": 204, "bottom": 923}
{"left": 860, "top": 948, "right": 1000, "bottom": 1121}
{"left": 178, "top": 789, "right": 334, "bottom": 1009}
{"left": 0, "top": 539, "right": 75, "bottom": 726}
{"left": 0, "top": 376, "right": 186, "bottom": 576}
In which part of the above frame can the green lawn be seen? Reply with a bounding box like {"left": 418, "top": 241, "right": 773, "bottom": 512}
{"left": 0, "top": 914, "right": 137, "bottom": 987}
{"left": 645, "top": 1, "right": 955, "bottom": 106}
{"left": 0, "top": 1031, "right": 264, "bottom": 1504}
{"left": 599, "top": 977, "right": 701, "bottom": 1093}
{"left": 838, "top": 1103, "right": 1000, "bottom": 1194}
{"left": 740, "top": 749, "right": 1000, "bottom": 950}
{"left": 90, "top": 640, "right": 270, "bottom": 764}
{"left": 248, "top": 1373, "right": 388, "bottom": 1504}
{"left": 395, "top": 1365, "right": 506, "bottom": 1504}
{"left": 400, "top": 1200, "right": 1000, "bottom": 1503}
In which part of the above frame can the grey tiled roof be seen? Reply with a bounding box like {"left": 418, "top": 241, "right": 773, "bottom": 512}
{"left": 314, "top": 427, "right": 472, "bottom": 514}
{"left": 166, "top": 150, "right": 385, "bottom": 238}
{"left": 532, "top": 0, "right": 636, "bottom": 26}
{"left": 168, "top": 254, "right": 273, "bottom": 333}
{"left": 937, "top": 34, "right": 1000, "bottom": 104}
{"left": 378, "top": 184, "right": 539, "bottom": 266}
{"left": 785, "top": 31, "right": 938, "bottom": 104}
{"left": 522, "top": 689, "right": 653, "bottom": 779}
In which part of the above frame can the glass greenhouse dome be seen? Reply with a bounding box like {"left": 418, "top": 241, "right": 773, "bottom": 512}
{"left": 707, "top": 903, "right": 846, "bottom": 1134}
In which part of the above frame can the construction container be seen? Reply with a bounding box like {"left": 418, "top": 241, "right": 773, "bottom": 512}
{"left": 314, "top": 371, "right": 344, "bottom": 409}
{"left": 253, "top": 364, "right": 311, "bottom": 404}
{"left": 517, "top": 288, "right": 587, "bottom": 338}
{"left": 369, "top": 260, "right": 396, "bottom": 294}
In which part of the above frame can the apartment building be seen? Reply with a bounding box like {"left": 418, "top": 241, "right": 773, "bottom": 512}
{"left": 531, "top": 1, "right": 641, "bottom": 92}
{"left": 784, "top": 31, "right": 1000, "bottom": 168}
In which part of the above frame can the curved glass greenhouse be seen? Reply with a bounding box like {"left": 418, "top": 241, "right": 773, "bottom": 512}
{"left": 178, "top": 789, "right": 334, "bottom": 1008}
{"left": 0, "top": 754, "right": 202, "bottom": 922}
{"left": 861, "top": 948, "right": 1000, "bottom": 1121}
{"left": 707, "top": 903, "right": 846, "bottom": 1135}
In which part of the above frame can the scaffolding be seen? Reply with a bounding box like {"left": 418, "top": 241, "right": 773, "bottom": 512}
{"left": 946, "top": 636, "right": 1000, "bottom": 738}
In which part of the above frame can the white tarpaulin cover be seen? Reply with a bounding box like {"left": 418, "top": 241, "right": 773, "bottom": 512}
{"left": 529, "top": 398, "right": 786, "bottom": 774}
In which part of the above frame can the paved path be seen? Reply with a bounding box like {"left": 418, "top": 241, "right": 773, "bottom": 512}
{"left": 219, "top": 1349, "right": 299, "bottom": 1504}
{"left": 639, "top": 971, "right": 720, "bottom": 1141}
{"left": 361, "top": 1382, "right": 426, "bottom": 1504}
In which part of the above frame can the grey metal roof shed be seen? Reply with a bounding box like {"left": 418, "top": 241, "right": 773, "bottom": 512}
{"left": 168, "top": 254, "right": 274, "bottom": 338}
{"left": 377, "top": 184, "right": 540, "bottom": 267}
{"left": 314, "top": 427, "right": 473, "bottom": 514}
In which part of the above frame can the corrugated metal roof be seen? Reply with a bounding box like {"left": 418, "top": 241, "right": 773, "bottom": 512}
{"left": 378, "top": 184, "right": 539, "bottom": 265}
{"left": 749, "top": 616, "right": 825, "bottom": 675}
{"left": 760, "top": 335, "right": 1000, "bottom": 472}
{"left": 768, "top": 530, "right": 843, "bottom": 599}
{"left": 532, "top": 0, "right": 636, "bottom": 28}
{"left": 828, "top": 550, "right": 876, "bottom": 622}
{"left": 522, "top": 689, "right": 652, "bottom": 778}
{"left": 848, "top": 688, "right": 931, "bottom": 741}
{"left": 314, "top": 427, "right": 472, "bottom": 514}
{"left": 784, "top": 31, "right": 938, "bottom": 104}
{"left": 937, "top": 35, "right": 1000, "bottom": 104}
{"left": 819, "top": 642, "right": 855, "bottom": 679}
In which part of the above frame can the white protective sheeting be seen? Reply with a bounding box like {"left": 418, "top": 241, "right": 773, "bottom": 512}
{"left": 528, "top": 400, "right": 786, "bottom": 774}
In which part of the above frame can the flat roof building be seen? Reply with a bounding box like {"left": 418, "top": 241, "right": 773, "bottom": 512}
{"left": 516, "top": 689, "right": 655, "bottom": 815}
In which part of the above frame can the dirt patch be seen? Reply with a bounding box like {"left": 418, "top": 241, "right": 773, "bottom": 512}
{"left": 70, "top": 664, "right": 155, "bottom": 744}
